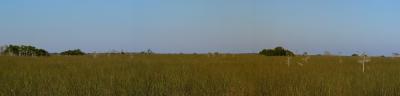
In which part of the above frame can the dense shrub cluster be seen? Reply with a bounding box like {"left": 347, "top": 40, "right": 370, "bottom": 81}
{"left": 60, "top": 49, "right": 86, "bottom": 55}
{"left": 0, "top": 45, "right": 49, "bottom": 56}
{"left": 259, "top": 46, "right": 295, "bottom": 56}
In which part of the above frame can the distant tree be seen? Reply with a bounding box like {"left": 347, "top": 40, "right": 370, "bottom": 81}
{"left": 213, "top": 52, "right": 220, "bottom": 55}
{"left": 60, "top": 49, "right": 85, "bottom": 55}
{"left": 4, "top": 45, "right": 19, "bottom": 56}
{"left": 140, "top": 49, "right": 154, "bottom": 55}
{"left": 259, "top": 49, "right": 274, "bottom": 56}
{"left": 352, "top": 54, "right": 359, "bottom": 56}
{"left": 259, "top": 46, "right": 295, "bottom": 56}
{"left": 120, "top": 49, "right": 125, "bottom": 54}
{"left": 303, "top": 52, "right": 308, "bottom": 56}
{"left": 36, "top": 49, "right": 50, "bottom": 56}
{"left": 147, "top": 49, "right": 154, "bottom": 54}
{"left": 1, "top": 45, "right": 49, "bottom": 56}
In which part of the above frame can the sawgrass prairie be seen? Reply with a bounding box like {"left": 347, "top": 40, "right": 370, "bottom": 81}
{"left": 1, "top": 54, "right": 400, "bottom": 96}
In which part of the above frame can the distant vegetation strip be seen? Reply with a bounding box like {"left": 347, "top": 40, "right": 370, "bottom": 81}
{"left": 0, "top": 44, "right": 388, "bottom": 57}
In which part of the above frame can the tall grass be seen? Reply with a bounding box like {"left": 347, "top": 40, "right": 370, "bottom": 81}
{"left": 0, "top": 55, "right": 400, "bottom": 95}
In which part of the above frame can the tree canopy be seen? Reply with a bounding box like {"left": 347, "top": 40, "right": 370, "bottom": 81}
{"left": 0, "top": 45, "right": 49, "bottom": 56}
{"left": 60, "top": 49, "right": 86, "bottom": 55}
{"left": 259, "top": 46, "right": 295, "bottom": 56}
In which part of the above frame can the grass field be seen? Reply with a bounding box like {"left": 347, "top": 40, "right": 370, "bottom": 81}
{"left": 1, "top": 54, "right": 400, "bottom": 96}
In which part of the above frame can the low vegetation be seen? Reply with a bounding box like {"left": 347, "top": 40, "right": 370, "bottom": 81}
{"left": 1, "top": 45, "right": 399, "bottom": 95}
{"left": 0, "top": 55, "right": 400, "bottom": 95}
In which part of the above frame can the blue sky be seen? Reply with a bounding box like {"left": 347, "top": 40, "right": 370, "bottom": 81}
{"left": 1, "top": 0, "right": 400, "bottom": 55}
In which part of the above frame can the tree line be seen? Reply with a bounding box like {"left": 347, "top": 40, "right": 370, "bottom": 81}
{"left": 258, "top": 46, "right": 376, "bottom": 57}
{"left": 0, "top": 44, "right": 154, "bottom": 56}
{"left": 0, "top": 45, "right": 85, "bottom": 56}
{"left": 0, "top": 44, "right": 387, "bottom": 57}
{"left": 0, "top": 45, "right": 49, "bottom": 56}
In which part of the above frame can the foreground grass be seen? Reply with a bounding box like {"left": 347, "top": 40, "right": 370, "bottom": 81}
{"left": 1, "top": 54, "right": 400, "bottom": 96}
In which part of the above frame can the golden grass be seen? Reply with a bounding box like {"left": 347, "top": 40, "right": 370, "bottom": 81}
{"left": 0, "top": 54, "right": 400, "bottom": 96}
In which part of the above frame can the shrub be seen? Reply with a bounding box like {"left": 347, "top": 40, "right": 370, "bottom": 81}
{"left": 60, "top": 49, "right": 85, "bottom": 55}
{"left": 259, "top": 46, "right": 295, "bottom": 56}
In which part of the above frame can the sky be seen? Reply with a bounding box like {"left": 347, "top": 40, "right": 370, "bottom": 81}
{"left": 1, "top": 0, "right": 400, "bottom": 55}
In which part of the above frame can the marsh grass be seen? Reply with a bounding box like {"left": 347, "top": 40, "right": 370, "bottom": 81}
{"left": 0, "top": 55, "right": 400, "bottom": 96}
